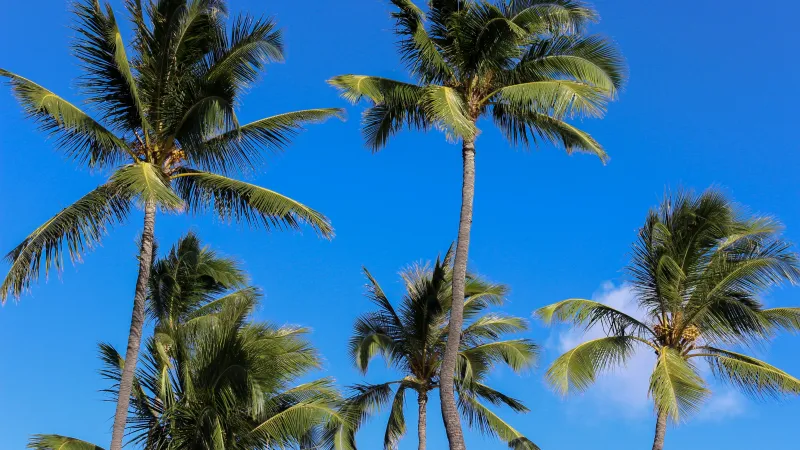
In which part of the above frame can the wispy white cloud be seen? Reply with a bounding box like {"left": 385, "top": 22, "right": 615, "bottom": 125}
{"left": 546, "top": 282, "right": 746, "bottom": 421}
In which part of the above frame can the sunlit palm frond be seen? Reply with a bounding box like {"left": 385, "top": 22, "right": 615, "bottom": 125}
{"left": 649, "top": 348, "right": 709, "bottom": 422}
{"left": 1, "top": 183, "right": 131, "bottom": 302}
{"left": 0, "top": 69, "right": 132, "bottom": 167}
{"left": 760, "top": 307, "right": 800, "bottom": 334}
{"left": 110, "top": 162, "right": 184, "bottom": 210}
{"left": 699, "top": 347, "right": 800, "bottom": 399}
{"left": 535, "top": 298, "right": 653, "bottom": 337}
{"left": 457, "top": 394, "right": 540, "bottom": 450}
{"left": 72, "top": 0, "right": 147, "bottom": 133}
{"left": 28, "top": 435, "right": 104, "bottom": 450}
{"left": 172, "top": 169, "right": 333, "bottom": 237}
{"left": 383, "top": 383, "right": 407, "bottom": 450}
{"left": 193, "top": 108, "right": 344, "bottom": 173}
{"left": 546, "top": 336, "right": 639, "bottom": 395}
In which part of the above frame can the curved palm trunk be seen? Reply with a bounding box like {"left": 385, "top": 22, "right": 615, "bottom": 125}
{"left": 439, "top": 138, "right": 476, "bottom": 450}
{"left": 651, "top": 409, "right": 668, "bottom": 450}
{"left": 418, "top": 391, "right": 428, "bottom": 450}
{"left": 110, "top": 200, "right": 157, "bottom": 450}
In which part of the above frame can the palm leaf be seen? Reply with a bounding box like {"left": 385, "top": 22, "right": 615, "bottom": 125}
{"left": 535, "top": 298, "right": 653, "bottom": 337}
{"left": 545, "top": 336, "right": 638, "bottom": 394}
{"left": 2, "top": 183, "right": 131, "bottom": 301}
{"left": 28, "top": 435, "right": 104, "bottom": 450}
{"left": 457, "top": 394, "right": 540, "bottom": 450}
{"left": 699, "top": 347, "right": 800, "bottom": 399}
{"left": 649, "top": 348, "right": 709, "bottom": 422}
{"left": 0, "top": 68, "right": 132, "bottom": 167}
{"left": 110, "top": 163, "right": 183, "bottom": 209}
{"left": 194, "top": 108, "right": 344, "bottom": 173}
{"left": 72, "top": 0, "right": 148, "bottom": 133}
{"left": 421, "top": 85, "right": 476, "bottom": 140}
{"left": 172, "top": 169, "right": 332, "bottom": 237}
{"left": 384, "top": 383, "right": 407, "bottom": 450}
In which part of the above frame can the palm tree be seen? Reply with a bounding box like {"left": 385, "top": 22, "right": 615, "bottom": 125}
{"left": 329, "top": 2, "right": 624, "bottom": 446}
{"left": 536, "top": 190, "right": 800, "bottom": 450}
{"left": 29, "top": 234, "right": 342, "bottom": 450}
{"left": 336, "top": 248, "right": 539, "bottom": 450}
{"left": 1, "top": 2, "right": 342, "bottom": 448}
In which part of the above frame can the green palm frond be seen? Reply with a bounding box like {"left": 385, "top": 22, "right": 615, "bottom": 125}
{"left": 493, "top": 80, "right": 609, "bottom": 119}
{"left": 205, "top": 14, "right": 283, "bottom": 87}
{"left": 1, "top": 184, "right": 131, "bottom": 302}
{"left": 546, "top": 336, "right": 639, "bottom": 394}
{"left": 384, "top": 384, "right": 407, "bottom": 450}
{"left": 698, "top": 347, "right": 800, "bottom": 399}
{"left": 492, "top": 103, "right": 606, "bottom": 159}
{"left": 194, "top": 108, "right": 345, "bottom": 173}
{"left": 457, "top": 394, "right": 540, "bottom": 450}
{"left": 72, "top": 0, "right": 148, "bottom": 133}
{"left": 760, "top": 307, "right": 800, "bottom": 334}
{"left": 28, "top": 435, "right": 104, "bottom": 450}
{"left": 462, "top": 314, "right": 529, "bottom": 344}
{"left": 389, "top": 0, "right": 453, "bottom": 83}
{"left": 0, "top": 69, "right": 132, "bottom": 167}
{"left": 460, "top": 339, "right": 539, "bottom": 373}
{"left": 328, "top": 75, "right": 423, "bottom": 105}
{"left": 422, "top": 85, "right": 477, "bottom": 140}
{"left": 535, "top": 298, "right": 653, "bottom": 337}
{"left": 172, "top": 169, "right": 333, "bottom": 237}
{"left": 649, "top": 348, "right": 709, "bottom": 422}
{"left": 458, "top": 381, "right": 529, "bottom": 413}
{"left": 515, "top": 35, "right": 626, "bottom": 94}
{"left": 508, "top": 1, "right": 598, "bottom": 34}
{"left": 110, "top": 163, "right": 184, "bottom": 210}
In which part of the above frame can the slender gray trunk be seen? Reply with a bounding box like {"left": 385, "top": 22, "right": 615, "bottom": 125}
{"left": 651, "top": 409, "right": 668, "bottom": 450}
{"left": 417, "top": 391, "right": 428, "bottom": 450}
{"left": 109, "top": 200, "right": 157, "bottom": 450}
{"left": 439, "top": 138, "right": 476, "bottom": 450}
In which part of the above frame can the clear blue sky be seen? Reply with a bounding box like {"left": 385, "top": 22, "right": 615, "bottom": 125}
{"left": 1, "top": 1, "right": 799, "bottom": 449}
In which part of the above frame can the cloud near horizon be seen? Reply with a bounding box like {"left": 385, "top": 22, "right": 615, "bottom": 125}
{"left": 546, "top": 282, "right": 747, "bottom": 422}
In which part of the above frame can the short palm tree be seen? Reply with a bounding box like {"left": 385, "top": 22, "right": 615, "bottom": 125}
{"left": 29, "top": 234, "right": 342, "bottom": 450}
{"left": 1, "top": 2, "right": 341, "bottom": 448}
{"left": 329, "top": 2, "right": 624, "bottom": 445}
{"left": 337, "top": 248, "right": 539, "bottom": 450}
{"left": 536, "top": 190, "right": 800, "bottom": 450}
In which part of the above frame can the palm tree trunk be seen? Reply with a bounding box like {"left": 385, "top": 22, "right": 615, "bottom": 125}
{"left": 439, "top": 138, "right": 476, "bottom": 450}
{"left": 417, "top": 391, "right": 428, "bottom": 450}
{"left": 651, "top": 409, "right": 668, "bottom": 450}
{"left": 109, "top": 200, "right": 157, "bottom": 450}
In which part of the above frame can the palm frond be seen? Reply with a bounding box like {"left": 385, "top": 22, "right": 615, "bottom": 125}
{"left": 457, "top": 394, "right": 540, "bottom": 450}
{"left": 649, "top": 348, "right": 709, "bottom": 422}
{"left": 760, "top": 307, "right": 800, "bottom": 334}
{"left": 72, "top": 0, "right": 147, "bottom": 133}
{"left": 493, "top": 80, "right": 608, "bottom": 119}
{"left": 172, "top": 169, "right": 333, "bottom": 237}
{"left": 421, "top": 85, "right": 476, "bottom": 140}
{"left": 699, "top": 347, "right": 800, "bottom": 399}
{"left": 193, "top": 108, "right": 344, "bottom": 173}
{"left": 27, "top": 435, "right": 104, "bottom": 450}
{"left": 545, "top": 336, "right": 638, "bottom": 394}
{"left": 2, "top": 183, "right": 131, "bottom": 302}
{"left": 384, "top": 384, "right": 407, "bottom": 450}
{"left": 110, "top": 163, "right": 183, "bottom": 209}
{"left": 0, "top": 68, "right": 132, "bottom": 167}
{"left": 535, "top": 298, "right": 653, "bottom": 337}
{"left": 492, "top": 103, "right": 606, "bottom": 160}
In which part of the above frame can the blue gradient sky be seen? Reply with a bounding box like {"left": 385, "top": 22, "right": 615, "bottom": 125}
{"left": 1, "top": 1, "right": 799, "bottom": 449}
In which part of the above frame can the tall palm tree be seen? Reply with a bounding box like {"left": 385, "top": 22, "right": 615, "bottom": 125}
{"left": 329, "top": 2, "right": 624, "bottom": 446}
{"left": 336, "top": 248, "right": 539, "bottom": 450}
{"left": 1, "top": 2, "right": 342, "bottom": 448}
{"left": 29, "top": 234, "right": 342, "bottom": 450}
{"left": 536, "top": 190, "right": 800, "bottom": 450}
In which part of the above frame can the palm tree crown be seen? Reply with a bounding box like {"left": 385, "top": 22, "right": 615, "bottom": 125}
{"left": 536, "top": 190, "right": 800, "bottom": 449}
{"left": 1, "top": 0, "right": 341, "bottom": 301}
{"left": 29, "top": 234, "right": 342, "bottom": 450}
{"left": 329, "top": 0, "right": 625, "bottom": 155}
{"left": 339, "top": 248, "right": 539, "bottom": 450}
